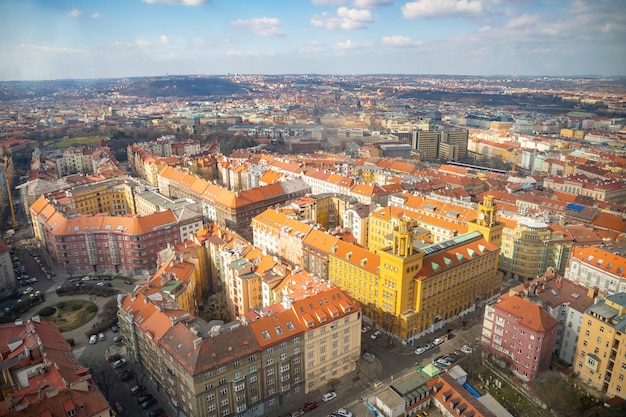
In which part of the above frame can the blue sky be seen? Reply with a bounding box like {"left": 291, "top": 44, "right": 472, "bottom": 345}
{"left": 1, "top": 0, "right": 624, "bottom": 81}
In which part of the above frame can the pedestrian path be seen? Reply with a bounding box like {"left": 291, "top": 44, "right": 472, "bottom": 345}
{"left": 363, "top": 379, "right": 382, "bottom": 392}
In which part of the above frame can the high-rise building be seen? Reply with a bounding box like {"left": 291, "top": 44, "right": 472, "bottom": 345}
{"left": 411, "top": 129, "right": 469, "bottom": 161}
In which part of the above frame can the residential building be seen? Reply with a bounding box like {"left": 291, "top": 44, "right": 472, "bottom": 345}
{"left": 498, "top": 217, "right": 574, "bottom": 282}
{"left": 482, "top": 294, "right": 558, "bottom": 381}
{"left": 30, "top": 196, "right": 183, "bottom": 276}
{"left": 565, "top": 245, "right": 626, "bottom": 296}
{"left": 0, "top": 319, "right": 110, "bottom": 417}
{"left": 573, "top": 293, "right": 626, "bottom": 399}
{"left": 343, "top": 203, "right": 375, "bottom": 248}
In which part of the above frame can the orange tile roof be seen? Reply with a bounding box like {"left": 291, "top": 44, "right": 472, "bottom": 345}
{"left": 331, "top": 239, "right": 380, "bottom": 275}
{"left": 417, "top": 236, "right": 498, "bottom": 278}
{"left": 495, "top": 295, "right": 558, "bottom": 332}
{"left": 571, "top": 246, "right": 626, "bottom": 278}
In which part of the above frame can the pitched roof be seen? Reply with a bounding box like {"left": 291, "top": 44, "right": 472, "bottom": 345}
{"left": 495, "top": 295, "right": 558, "bottom": 332}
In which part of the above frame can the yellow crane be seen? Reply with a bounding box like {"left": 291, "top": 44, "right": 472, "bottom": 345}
{"left": 4, "top": 155, "right": 18, "bottom": 229}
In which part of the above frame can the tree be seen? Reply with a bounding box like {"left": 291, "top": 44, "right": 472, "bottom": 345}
{"left": 203, "top": 293, "right": 231, "bottom": 322}
{"left": 530, "top": 370, "right": 581, "bottom": 416}
{"left": 91, "top": 361, "right": 117, "bottom": 399}
{"left": 99, "top": 298, "right": 118, "bottom": 322}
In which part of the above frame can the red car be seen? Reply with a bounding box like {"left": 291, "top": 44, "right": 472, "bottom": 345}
{"left": 114, "top": 402, "right": 124, "bottom": 414}
{"left": 303, "top": 402, "right": 319, "bottom": 412}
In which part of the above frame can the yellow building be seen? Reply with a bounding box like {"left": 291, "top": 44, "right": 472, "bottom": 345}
{"left": 574, "top": 293, "right": 626, "bottom": 400}
{"left": 498, "top": 217, "right": 573, "bottom": 282}
{"left": 330, "top": 216, "right": 502, "bottom": 342}
{"left": 70, "top": 177, "right": 134, "bottom": 216}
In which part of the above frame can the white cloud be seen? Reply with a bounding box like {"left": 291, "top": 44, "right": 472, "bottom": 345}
{"left": 310, "top": 7, "right": 373, "bottom": 30}
{"left": 334, "top": 40, "right": 359, "bottom": 49}
{"left": 142, "top": 0, "right": 207, "bottom": 5}
{"left": 380, "top": 35, "right": 422, "bottom": 47}
{"left": 311, "top": 0, "right": 345, "bottom": 5}
{"left": 135, "top": 39, "right": 152, "bottom": 48}
{"left": 69, "top": 8, "right": 82, "bottom": 18}
{"left": 225, "top": 50, "right": 276, "bottom": 58}
{"left": 353, "top": 0, "right": 395, "bottom": 8}
{"left": 231, "top": 17, "right": 286, "bottom": 36}
{"left": 18, "top": 43, "right": 85, "bottom": 55}
{"left": 90, "top": 12, "right": 101, "bottom": 19}
{"left": 402, "top": 0, "right": 486, "bottom": 19}
{"left": 160, "top": 35, "right": 169, "bottom": 44}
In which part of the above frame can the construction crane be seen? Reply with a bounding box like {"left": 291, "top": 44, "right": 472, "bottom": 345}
{"left": 4, "top": 155, "right": 18, "bottom": 230}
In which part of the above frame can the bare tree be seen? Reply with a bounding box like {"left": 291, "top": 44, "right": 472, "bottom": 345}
{"left": 91, "top": 361, "right": 117, "bottom": 399}
{"left": 530, "top": 370, "right": 581, "bottom": 416}
{"left": 99, "top": 298, "right": 118, "bottom": 322}
{"left": 203, "top": 293, "right": 231, "bottom": 322}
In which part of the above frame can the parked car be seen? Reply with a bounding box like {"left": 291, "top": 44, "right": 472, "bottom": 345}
{"left": 112, "top": 359, "right": 127, "bottom": 369}
{"left": 433, "top": 338, "right": 444, "bottom": 346}
{"left": 303, "top": 402, "right": 319, "bottom": 411}
{"left": 121, "top": 371, "right": 135, "bottom": 382}
{"left": 370, "top": 331, "right": 382, "bottom": 340}
{"left": 137, "top": 394, "right": 153, "bottom": 404}
{"left": 22, "top": 287, "right": 33, "bottom": 295}
{"left": 130, "top": 384, "right": 146, "bottom": 394}
{"left": 107, "top": 354, "right": 121, "bottom": 363}
{"left": 335, "top": 409, "right": 353, "bottom": 417}
{"left": 461, "top": 344, "right": 473, "bottom": 354}
{"left": 113, "top": 335, "right": 123, "bottom": 343}
{"left": 140, "top": 398, "right": 157, "bottom": 409}
{"left": 111, "top": 325, "right": 119, "bottom": 332}
{"left": 114, "top": 402, "right": 124, "bottom": 414}
{"left": 148, "top": 409, "right": 166, "bottom": 417}
{"left": 322, "top": 392, "right": 337, "bottom": 402}
{"left": 423, "top": 343, "right": 434, "bottom": 350}
{"left": 361, "top": 326, "right": 371, "bottom": 334}
{"left": 290, "top": 411, "right": 305, "bottom": 417}
{"left": 89, "top": 335, "right": 97, "bottom": 344}
{"left": 414, "top": 347, "right": 426, "bottom": 356}
{"left": 98, "top": 332, "right": 105, "bottom": 341}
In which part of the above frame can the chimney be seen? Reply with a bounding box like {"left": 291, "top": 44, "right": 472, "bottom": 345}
{"left": 587, "top": 287, "right": 598, "bottom": 299}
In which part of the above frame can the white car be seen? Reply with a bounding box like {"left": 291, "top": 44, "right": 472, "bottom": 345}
{"left": 414, "top": 347, "right": 426, "bottom": 356}
{"left": 322, "top": 392, "right": 337, "bottom": 402}
{"left": 335, "top": 408, "right": 353, "bottom": 417}
{"left": 23, "top": 287, "right": 33, "bottom": 295}
{"left": 371, "top": 331, "right": 382, "bottom": 340}
{"left": 461, "top": 344, "right": 473, "bottom": 354}
{"left": 113, "top": 335, "right": 123, "bottom": 343}
{"left": 433, "top": 338, "right": 444, "bottom": 346}
{"left": 361, "top": 326, "right": 371, "bottom": 334}
{"left": 89, "top": 335, "right": 98, "bottom": 344}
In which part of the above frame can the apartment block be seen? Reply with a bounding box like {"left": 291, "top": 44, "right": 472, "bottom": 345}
{"left": 574, "top": 293, "right": 626, "bottom": 399}
{"left": 565, "top": 246, "right": 626, "bottom": 296}
{"left": 482, "top": 294, "right": 558, "bottom": 381}
{"left": 0, "top": 238, "right": 16, "bottom": 296}
{"left": 30, "top": 195, "right": 183, "bottom": 276}
{"left": 499, "top": 217, "right": 574, "bottom": 281}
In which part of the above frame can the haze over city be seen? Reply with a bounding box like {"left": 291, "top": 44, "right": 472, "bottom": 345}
{"left": 1, "top": 0, "right": 625, "bottom": 81}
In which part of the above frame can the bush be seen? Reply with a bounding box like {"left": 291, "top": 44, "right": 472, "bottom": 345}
{"left": 86, "top": 304, "right": 98, "bottom": 314}
{"left": 39, "top": 306, "right": 56, "bottom": 317}
{"left": 66, "top": 338, "right": 75, "bottom": 347}
{"left": 57, "top": 302, "right": 66, "bottom": 309}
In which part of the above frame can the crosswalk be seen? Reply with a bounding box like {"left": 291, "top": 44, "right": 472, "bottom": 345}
{"left": 362, "top": 379, "right": 381, "bottom": 392}
{"left": 73, "top": 346, "right": 87, "bottom": 359}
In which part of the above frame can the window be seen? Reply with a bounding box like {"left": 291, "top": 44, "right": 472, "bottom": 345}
{"left": 220, "top": 399, "right": 229, "bottom": 406}
{"left": 208, "top": 405, "right": 216, "bottom": 412}
{"left": 250, "top": 375, "right": 257, "bottom": 383}
{"left": 219, "top": 378, "right": 226, "bottom": 385}
{"left": 220, "top": 388, "right": 227, "bottom": 395}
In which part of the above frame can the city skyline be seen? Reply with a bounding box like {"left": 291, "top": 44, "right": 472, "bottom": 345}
{"left": 1, "top": 0, "right": 625, "bottom": 81}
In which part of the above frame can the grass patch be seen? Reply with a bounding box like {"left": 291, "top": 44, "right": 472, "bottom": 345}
{"left": 52, "top": 136, "right": 106, "bottom": 149}
{"left": 39, "top": 300, "right": 98, "bottom": 332}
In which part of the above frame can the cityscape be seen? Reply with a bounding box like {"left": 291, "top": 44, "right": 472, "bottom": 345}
{"left": 1, "top": 2, "right": 626, "bottom": 417}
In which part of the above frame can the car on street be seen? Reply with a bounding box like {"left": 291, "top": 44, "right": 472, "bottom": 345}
{"left": 461, "top": 344, "right": 473, "bottom": 354}
{"left": 361, "top": 326, "right": 371, "bottom": 334}
{"left": 98, "top": 332, "right": 105, "bottom": 341}
{"left": 89, "top": 335, "right": 97, "bottom": 344}
{"left": 303, "top": 402, "right": 319, "bottom": 411}
{"left": 140, "top": 398, "right": 157, "bottom": 409}
{"left": 112, "top": 359, "right": 127, "bottom": 369}
{"left": 130, "top": 384, "right": 146, "bottom": 394}
{"left": 335, "top": 408, "right": 353, "bottom": 417}
{"left": 137, "top": 394, "right": 153, "bottom": 404}
{"left": 370, "top": 330, "right": 382, "bottom": 340}
{"left": 121, "top": 371, "right": 135, "bottom": 382}
{"left": 23, "top": 287, "right": 33, "bottom": 295}
{"left": 113, "top": 335, "right": 123, "bottom": 343}
{"left": 114, "top": 402, "right": 124, "bottom": 414}
{"left": 433, "top": 338, "right": 444, "bottom": 346}
{"left": 322, "top": 392, "right": 337, "bottom": 402}
{"left": 414, "top": 347, "right": 426, "bottom": 355}
{"left": 82, "top": 276, "right": 91, "bottom": 281}
{"left": 423, "top": 343, "right": 434, "bottom": 351}
{"left": 148, "top": 409, "right": 166, "bottom": 417}
{"left": 290, "top": 411, "right": 305, "bottom": 417}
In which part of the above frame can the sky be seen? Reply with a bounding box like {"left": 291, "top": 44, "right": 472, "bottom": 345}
{"left": 0, "top": 0, "right": 625, "bottom": 81}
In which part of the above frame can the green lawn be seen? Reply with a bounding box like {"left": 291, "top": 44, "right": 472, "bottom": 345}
{"left": 38, "top": 300, "right": 98, "bottom": 332}
{"left": 52, "top": 136, "right": 107, "bottom": 149}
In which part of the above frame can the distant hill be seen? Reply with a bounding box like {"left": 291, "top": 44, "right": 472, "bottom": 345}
{"left": 120, "top": 77, "right": 248, "bottom": 98}
{"left": 0, "top": 76, "right": 250, "bottom": 101}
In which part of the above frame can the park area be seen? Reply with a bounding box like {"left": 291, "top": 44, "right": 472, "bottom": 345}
{"left": 38, "top": 300, "right": 98, "bottom": 332}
